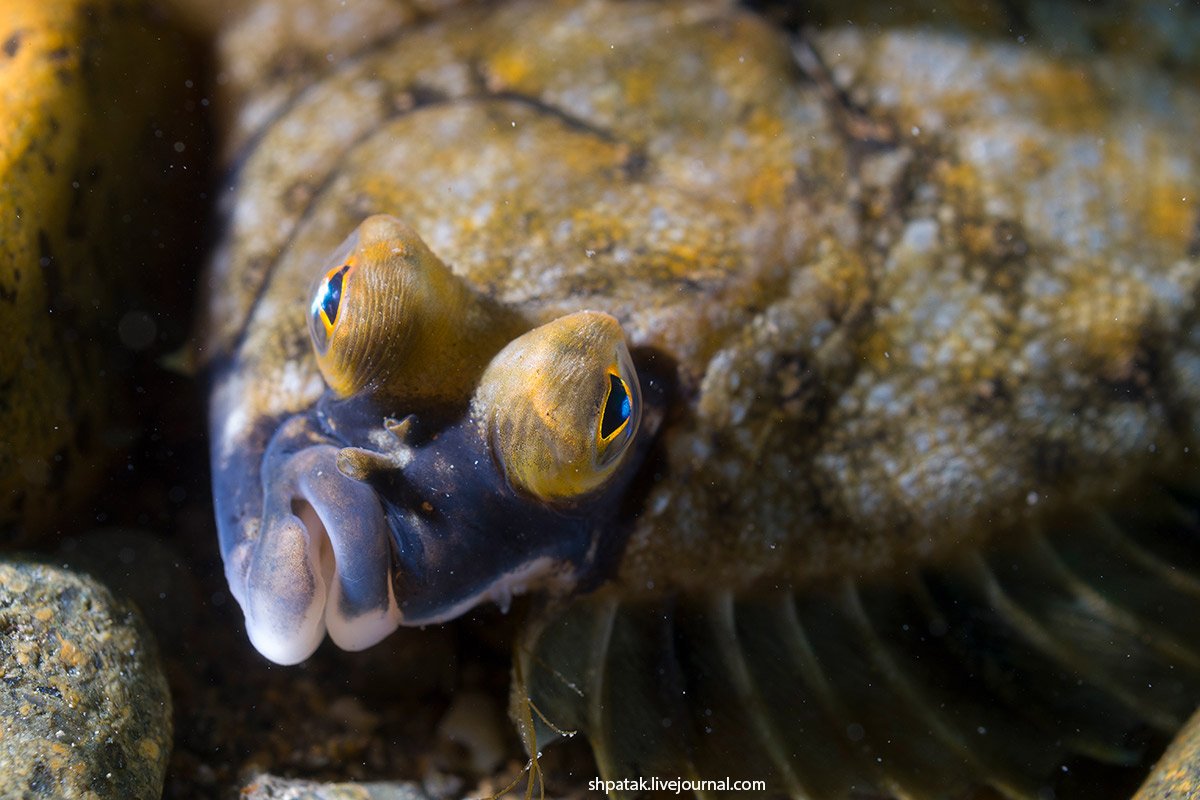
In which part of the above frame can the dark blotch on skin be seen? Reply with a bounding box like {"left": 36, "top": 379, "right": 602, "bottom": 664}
{"left": 3, "top": 31, "right": 23, "bottom": 58}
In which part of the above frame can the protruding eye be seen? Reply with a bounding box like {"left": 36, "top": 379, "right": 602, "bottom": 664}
{"left": 472, "top": 311, "right": 643, "bottom": 503}
{"left": 311, "top": 263, "right": 351, "bottom": 340}
{"left": 305, "top": 215, "right": 529, "bottom": 403}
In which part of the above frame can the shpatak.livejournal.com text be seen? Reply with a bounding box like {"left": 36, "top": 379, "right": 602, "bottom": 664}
{"left": 588, "top": 777, "right": 768, "bottom": 793}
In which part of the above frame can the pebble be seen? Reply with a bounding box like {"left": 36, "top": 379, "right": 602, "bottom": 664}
{"left": 0, "top": 559, "right": 172, "bottom": 799}
{"left": 242, "top": 774, "right": 436, "bottom": 800}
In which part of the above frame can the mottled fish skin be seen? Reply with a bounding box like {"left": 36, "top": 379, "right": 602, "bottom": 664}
{"left": 204, "top": 0, "right": 1200, "bottom": 594}
{"left": 201, "top": 0, "right": 1200, "bottom": 794}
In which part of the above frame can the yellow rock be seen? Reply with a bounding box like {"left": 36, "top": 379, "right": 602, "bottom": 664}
{"left": 0, "top": 0, "right": 201, "bottom": 537}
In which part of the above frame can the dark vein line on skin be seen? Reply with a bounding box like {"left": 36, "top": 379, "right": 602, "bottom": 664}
{"left": 227, "top": 90, "right": 636, "bottom": 362}
{"left": 225, "top": 92, "right": 452, "bottom": 361}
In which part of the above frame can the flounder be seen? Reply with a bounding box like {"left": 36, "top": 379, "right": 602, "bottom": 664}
{"left": 200, "top": 1, "right": 1200, "bottom": 796}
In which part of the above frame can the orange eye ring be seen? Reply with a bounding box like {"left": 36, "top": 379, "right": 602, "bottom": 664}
{"left": 311, "top": 262, "right": 352, "bottom": 338}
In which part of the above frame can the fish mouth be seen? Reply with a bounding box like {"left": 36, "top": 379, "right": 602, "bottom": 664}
{"left": 225, "top": 352, "right": 670, "bottom": 666}
{"left": 234, "top": 413, "right": 579, "bottom": 664}
{"left": 240, "top": 435, "right": 401, "bottom": 665}
{"left": 292, "top": 495, "right": 403, "bottom": 654}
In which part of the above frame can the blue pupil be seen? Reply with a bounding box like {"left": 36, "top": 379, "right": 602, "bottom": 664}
{"left": 600, "top": 373, "right": 631, "bottom": 440}
{"left": 317, "top": 265, "right": 349, "bottom": 326}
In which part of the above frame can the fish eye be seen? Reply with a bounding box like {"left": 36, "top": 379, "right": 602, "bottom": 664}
{"left": 310, "top": 263, "right": 351, "bottom": 342}
{"left": 473, "top": 311, "right": 643, "bottom": 502}
{"left": 306, "top": 215, "right": 530, "bottom": 403}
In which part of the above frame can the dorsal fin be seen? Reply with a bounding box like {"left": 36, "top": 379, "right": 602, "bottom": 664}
{"left": 515, "top": 483, "right": 1200, "bottom": 798}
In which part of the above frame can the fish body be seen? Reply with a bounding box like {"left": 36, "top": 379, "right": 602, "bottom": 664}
{"left": 202, "top": 1, "right": 1200, "bottom": 795}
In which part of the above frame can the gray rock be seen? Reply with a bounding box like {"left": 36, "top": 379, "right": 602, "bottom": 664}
{"left": 0, "top": 559, "right": 172, "bottom": 799}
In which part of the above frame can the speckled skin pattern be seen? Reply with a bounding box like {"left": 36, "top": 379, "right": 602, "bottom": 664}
{"left": 203, "top": 0, "right": 1200, "bottom": 622}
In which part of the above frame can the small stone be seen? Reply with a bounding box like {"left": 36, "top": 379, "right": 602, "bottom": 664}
{"left": 0, "top": 559, "right": 171, "bottom": 799}
{"left": 241, "top": 774, "right": 435, "bottom": 800}
{"left": 435, "top": 690, "right": 507, "bottom": 775}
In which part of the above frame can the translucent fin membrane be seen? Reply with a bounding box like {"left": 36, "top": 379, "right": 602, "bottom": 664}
{"left": 516, "top": 485, "right": 1200, "bottom": 799}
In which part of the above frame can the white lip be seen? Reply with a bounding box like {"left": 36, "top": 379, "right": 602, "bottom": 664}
{"left": 325, "top": 566, "right": 403, "bottom": 652}
{"left": 243, "top": 501, "right": 328, "bottom": 665}
{"left": 238, "top": 442, "right": 401, "bottom": 665}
